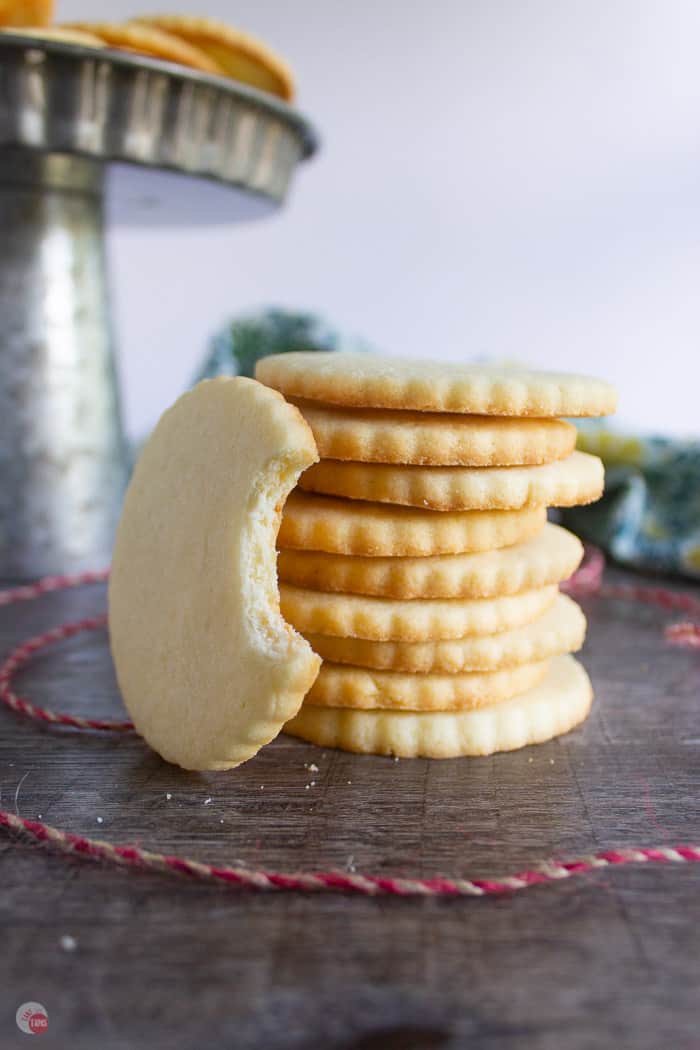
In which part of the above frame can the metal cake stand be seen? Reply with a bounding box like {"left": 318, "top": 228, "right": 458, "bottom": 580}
{"left": 0, "top": 34, "right": 318, "bottom": 578}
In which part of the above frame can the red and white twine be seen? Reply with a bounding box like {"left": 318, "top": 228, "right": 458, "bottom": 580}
{"left": 1, "top": 807, "right": 699, "bottom": 896}
{"left": 0, "top": 549, "right": 698, "bottom": 897}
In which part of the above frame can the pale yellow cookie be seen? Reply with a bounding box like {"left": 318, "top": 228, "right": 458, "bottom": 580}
{"left": 62, "top": 22, "right": 222, "bottom": 74}
{"left": 108, "top": 378, "right": 321, "bottom": 771}
{"left": 278, "top": 522, "right": 582, "bottom": 599}
{"left": 305, "top": 658, "right": 548, "bottom": 712}
{"left": 304, "top": 593, "right": 585, "bottom": 672}
{"left": 284, "top": 654, "right": 593, "bottom": 757}
{"left": 0, "top": 26, "right": 105, "bottom": 46}
{"left": 132, "top": 15, "right": 295, "bottom": 99}
{"left": 0, "top": 1, "right": 52, "bottom": 27}
{"left": 299, "top": 450, "right": 604, "bottom": 511}
{"left": 256, "top": 352, "right": 618, "bottom": 417}
{"left": 279, "top": 490, "right": 547, "bottom": 557}
{"left": 288, "top": 397, "right": 577, "bottom": 466}
{"left": 280, "top": 582, "right": 558, "bottom": 641}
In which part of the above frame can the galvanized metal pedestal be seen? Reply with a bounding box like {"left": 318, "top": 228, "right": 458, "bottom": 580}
{"left": 0, "top": 35, "right": 317, "bottom": 578}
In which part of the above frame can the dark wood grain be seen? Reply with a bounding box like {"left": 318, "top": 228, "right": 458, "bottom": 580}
{"left": 0, "top": 568, "right": 698, "bottom": 1050}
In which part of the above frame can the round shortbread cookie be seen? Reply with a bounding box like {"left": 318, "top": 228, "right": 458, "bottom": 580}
{"left": 278, "top": 522, "right": 582, "bottom": 599}
{"left": 280, "top": 582, "right": 558, "bottom": 641}
{"left": 132, "top": 15, "right": 295, "bottom": 99}
{"left": 108, "top": 378, "right": 321, "bottom": 771}
{"left": 288, "top": 397, "right": 577, "bottom": 466}
{"left": 0, "top": 1, "right": 53, "bottom": 28}
{"left": 299, "top": 451, "right": 604, "bottom": 511}
{"left": 284, "top": 654, "right": 593, "bottom": 757}
{"left": 279, "top": 490, "right": 547, "bottom": 557}
{"left": 256, "top": 352, "right": 618, "bottom": 417}
{"left": 62, "top": 22, "right": 223, "bottom": 74}
{"left": 304, "top": 593, "right": 585, "bottom": 672}
{"left": 305, "top": 659, "right": 548, "bottom": 712}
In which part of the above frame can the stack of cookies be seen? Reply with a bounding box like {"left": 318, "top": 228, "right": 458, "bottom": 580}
{"left": 256, "top": 353, "right": 617, "bottom": 759}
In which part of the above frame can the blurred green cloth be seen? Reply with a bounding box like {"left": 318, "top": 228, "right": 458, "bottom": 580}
{"left": 194, "top": 307, "right": 376, "bottom": 382}
{"left": 561, "top": 424, "right": 700, "bottom": 580}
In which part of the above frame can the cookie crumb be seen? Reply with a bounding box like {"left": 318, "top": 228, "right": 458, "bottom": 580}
{"left": 204, "top": 797, "right": 212, "bottom": 805}
{"left": 549, "top": 759, "right": 555, "bottom": 765}
{"left": 60, "top": 935, "right": 77, "bottom": 952}
{"left": 347, "top": 855, "right": 356, "bottom": 873}
{"left": 347, "top": 780, "right": 352, "bottom": 785}
{"left": 308, "top": 763, "right": 319, "bottom": 773}
{"left": 166, "top": 793, "right": 172, "bottom": 800}
{"left": 96, "top": 816, "right": 103, "bottom": 824}
{"left": 528, "top": 758, "right": 533, "bottom": 764}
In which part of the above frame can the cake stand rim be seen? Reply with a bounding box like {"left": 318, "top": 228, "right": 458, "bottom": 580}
{"left": 0, "top": 31, "right": 320, "bottom": 160}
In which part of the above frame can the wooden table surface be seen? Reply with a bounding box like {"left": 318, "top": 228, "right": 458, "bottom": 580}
{"left": 0, "top": 566, "right": 698, "bottom": 1050}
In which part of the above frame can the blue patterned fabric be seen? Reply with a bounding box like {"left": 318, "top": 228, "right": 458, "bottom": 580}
{"left": 561, "top": 424, "right": 700, "bottom": 579}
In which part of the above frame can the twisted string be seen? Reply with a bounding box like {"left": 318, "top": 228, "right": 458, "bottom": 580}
{"left": 560, "top": 546, "right": 700, "bottom": 647}
{"left": 0, "top": 568, "right": 109, "bottom": 607}
{"left": 0, "top": 550, "right": 697, "bottom": 896}
{"left": 0, "top": 807, "right": 698, "bottom": 896}
{"left": 0, "top": 613, "right": 131, "bottom": 731}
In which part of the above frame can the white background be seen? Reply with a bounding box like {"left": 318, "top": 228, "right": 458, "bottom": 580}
{"left": 60, "top": 0, "right": 700, "bottom": 438}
